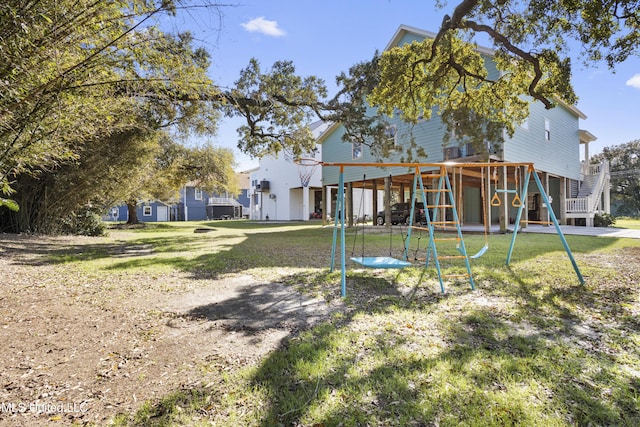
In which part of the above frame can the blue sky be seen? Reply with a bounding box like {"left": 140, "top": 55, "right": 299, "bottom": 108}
{"left": 170, "top": 0, "right": 640, "bottom": 170}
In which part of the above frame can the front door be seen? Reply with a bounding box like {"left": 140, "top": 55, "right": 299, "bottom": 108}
{"left": 157, "top": 206, "right": 168, "bottom": 222}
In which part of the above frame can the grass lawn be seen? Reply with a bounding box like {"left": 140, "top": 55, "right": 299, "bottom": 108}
{"left": 614, "top": 217, "right": 640, "bottom": 230}
{"left": 18, "top": 219, "right": 640, "bottom": 426}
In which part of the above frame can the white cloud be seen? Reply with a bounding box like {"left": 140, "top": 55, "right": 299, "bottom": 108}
{"left": 241, "top": 17, "right": 286, "bottom": 37}
{"left": 626, "top": 74, "right": 640, "bottom": 89}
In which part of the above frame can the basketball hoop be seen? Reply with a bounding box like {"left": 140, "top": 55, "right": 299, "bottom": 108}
{"left": 295, "top": 158, "right": 320, "bottom": 187}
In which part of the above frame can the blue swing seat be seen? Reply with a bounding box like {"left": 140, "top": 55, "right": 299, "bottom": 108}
{"left": 456, "top": 243, "right": 489, "bottom": 259}
{"left": 469, "top": 244, "right": 489, "bottom": 259}
{"left": 350, "top": 256, "right": 412, "bottom": 269}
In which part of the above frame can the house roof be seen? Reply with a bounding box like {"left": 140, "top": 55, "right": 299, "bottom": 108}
{"left": 579, "top": 129, "right": 597, "bottom": 144}
{"left": 309, "top": 120, "right": 327, "bottom": 132}
{"left": 239, "top": 166, "right": 260, "bottom": 174}
{"left": 385, "top": 25, "right": 494, "bottom": 57}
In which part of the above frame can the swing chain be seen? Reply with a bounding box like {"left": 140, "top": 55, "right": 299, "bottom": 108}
{"left": 512, "top": 167, "right": 523, "bottom": 207}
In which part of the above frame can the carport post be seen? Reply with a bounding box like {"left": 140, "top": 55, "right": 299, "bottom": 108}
{"left": 329, "top": 167, "right": 347, "bottom": 297}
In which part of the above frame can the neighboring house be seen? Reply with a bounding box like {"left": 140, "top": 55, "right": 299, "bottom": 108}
{"left": 108, "top": 201, "right": 171, "bottom": 222}
{"left": 319, "top": 25, "right": 610, "bottom": 228}
{"left": 248, "top": 120, "right": 369, "bottom": 221}
{"left": 106, "top": 173, "right": 251, "bottom": 222}
{"left": 172, "top": 184, "right": 241, "bottom": 221}
{"left": 236, "top": 171, "right": 252, "bottom": 218}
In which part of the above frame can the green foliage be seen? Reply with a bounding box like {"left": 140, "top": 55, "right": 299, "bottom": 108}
{"left": 182, "top": 143, "right": 239, "bottom": 196}
{"left": 3, "top": 0, "right": 639, "bottom": 232}
{"left": 593, "top": 140, "right": 640, "bottom": 216}
{"left": 227, "top": 59, "right": 325, "bottom": 158}
{"left": 363, "top": 0, "right": 638, "bottom": 157}
{"left": 0, "top": 1, "right": 234, "bottom": 233}
{"left": 324, "top": 54, "right": 413, "bottom": 160}
{"left": 61, "top": 206, "right": 107, "bottom": 236}
{"left": 594, "top": 213, "right": 616, "bottom": 228}
{"left": 0, "top": 198, "right": 19, "bottom": 212}
{"left": 368, "top": 34, "right": 531, "bottom": 153}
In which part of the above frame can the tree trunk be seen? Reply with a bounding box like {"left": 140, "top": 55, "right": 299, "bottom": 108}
{"left": 126, "top": 200, "right": 139, "bottom": 224}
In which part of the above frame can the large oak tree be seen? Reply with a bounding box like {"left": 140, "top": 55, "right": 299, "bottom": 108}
{"left": 230, "top": 0, "right": 638, "bottom": 162}
{"left": 1, "top": 0, "right": 638, "bottom": 232}
{"left": 0, "top": 1, "right": 230, "bottom": 231}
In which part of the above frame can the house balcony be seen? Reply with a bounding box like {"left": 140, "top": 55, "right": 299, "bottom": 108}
{"left": 565, "top": 160, "right": 610, "bottom": 226}
{"left": 207, "top": 197, "right": 242, "bottom": 206}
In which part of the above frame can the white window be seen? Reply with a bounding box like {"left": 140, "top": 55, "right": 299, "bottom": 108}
{"left": 143, "top": 206, "right": 152, "bottom": 216}
{"left": 385, "top": 125, "right": 398, "bottom": 148}
{"left": 520, "top": 117, "right": 529, "bottom": 130}
{"left": 544, "top": 118, "right": 551, "bottom": 141}
{"left": 352, "top": 142, "right": 363, "bottom": 159}
{"left": 194, "top": 188, "right": 203, "bottom": 200}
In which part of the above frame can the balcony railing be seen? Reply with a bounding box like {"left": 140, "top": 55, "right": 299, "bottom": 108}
{"left": 565, "top": 197, "right": 590, "bottom": 213}
{"left": 566, "top": 160, "right": 609, "bottom": 214}
{"left": 208, "top": 197, "right": 241, "bottom": 206}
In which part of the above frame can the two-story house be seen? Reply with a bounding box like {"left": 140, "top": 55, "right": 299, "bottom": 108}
{"left": 319, "top": 25, "right": 610, "bottom": 229}
{"left": 107, "top": 173, "right": 251, "bottom": 223}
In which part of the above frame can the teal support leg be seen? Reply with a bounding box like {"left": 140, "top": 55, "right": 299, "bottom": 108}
{"left": 531, "top": 170, "right": 585, "bottom": 285}
{"left": 330, "top": 200, "right": 338, "bottom": 273}
{"left": 506, "top": 170, "right": 531, "bottom": 266}
{"left": 444, "top": 174, "right": 475, "bottom": 290}
{"left": 338, "top": 171, "right": 347, "bottom": 297}
{"left": 330, "top": 171, "right": 342, "bottom": 273}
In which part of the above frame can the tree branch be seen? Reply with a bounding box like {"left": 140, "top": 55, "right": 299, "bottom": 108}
{"left": 461, "top": 20, "right": 554, "bottom": 109}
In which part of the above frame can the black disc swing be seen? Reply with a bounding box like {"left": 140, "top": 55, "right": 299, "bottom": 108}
{"left": 350, "top": 174, "right": 412, "bottom": 269}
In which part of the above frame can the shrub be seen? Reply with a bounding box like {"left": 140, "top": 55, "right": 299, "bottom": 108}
{"left": 62, "top": 206, "right": 107, "bottom": 236}
{"left": 594, "top": 213, "right": 616, "bottom": 227}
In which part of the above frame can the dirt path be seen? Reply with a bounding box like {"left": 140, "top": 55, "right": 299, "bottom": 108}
{"left": 0, "top": 235, "right": 338, "bottom": 426}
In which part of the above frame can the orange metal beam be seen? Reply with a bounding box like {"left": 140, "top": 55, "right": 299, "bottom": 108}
{"left": 320, "top": 161, "right": 536, "bottom": 169}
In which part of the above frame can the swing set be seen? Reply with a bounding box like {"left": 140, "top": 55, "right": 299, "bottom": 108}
{"left": 325, "top": 161, "right": 584, "bottom": 297}
{"left": 490, "top": 166, "right": 523, "bottom": 208}
{"left": 350, "top": 173, "right": 412, "bottom": 269}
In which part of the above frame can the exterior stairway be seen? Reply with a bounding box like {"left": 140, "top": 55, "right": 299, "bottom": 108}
{"left": 565, "top": 160, "right": 610, "bottom": 226}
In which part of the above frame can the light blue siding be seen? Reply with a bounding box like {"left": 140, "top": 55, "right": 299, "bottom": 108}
{"left": 321, "top": 115, "right": 447, "bottom": 186}
{"left": 504, "top": 101, "right": 581, "bottom": 180}
{"left": 321, "top": 26, "right": 584, "bottom": 186}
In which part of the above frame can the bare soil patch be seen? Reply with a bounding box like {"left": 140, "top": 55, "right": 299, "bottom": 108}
{"left": 0, "top": 234, "right": 339, "bottom": 426}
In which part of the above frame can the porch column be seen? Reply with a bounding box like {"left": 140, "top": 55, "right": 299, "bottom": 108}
{"left": 456, "top": 168, "right": 464, "bottom": 226}
{"left": 249, "top": 189, "right": 255, "bottom": 221}
{"left": 346, "top": 182, "right": 353, "bottom": 227}
{"left": 485, "top": 165, "right": 492, "bottom": 234}
{"left": 500, "top": 165, "right": 508, "bottom": 233}
{"left": 302, "top": 185, "right": 310, "bottom": 221}
{"left": 584, "top": 142, "right": 590, "bottom": 163}
{"left": 321, "top": 185, "right": 327, "bottom": 226}
{"left": 559, "top": 177, "right": 567, "bottom": 225}
{"left": 384, "top": 176, "right": 391, "bottom": 230}
{"left": 604, "top": 174, "right": 611, "bottom": 214}
{"left": 541, "top": 172, "right": 550, "bottom": 226}
{"left": 372, "top": 179, "right": 379, "bottom": 225}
